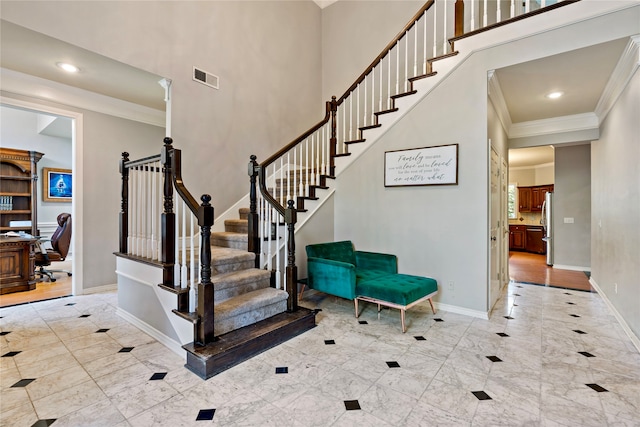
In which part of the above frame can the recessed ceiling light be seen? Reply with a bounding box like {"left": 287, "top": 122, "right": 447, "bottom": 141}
{"left": 56, "top": 62, "right": 80, "bottom": 73}
{"left": 546, "top": 91, "right": 564, "bottom": 99}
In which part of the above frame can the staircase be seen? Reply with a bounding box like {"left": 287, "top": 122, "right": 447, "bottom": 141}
{"left": 118, "top": 0, "right": 582, "bottom": 380}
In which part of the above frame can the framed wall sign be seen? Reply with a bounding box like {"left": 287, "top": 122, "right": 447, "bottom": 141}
{"left": 43, "top": 167, "right": 72, "bottom": 202}
{"left": 384, "top": 144, "right": 458, "bottom": 187}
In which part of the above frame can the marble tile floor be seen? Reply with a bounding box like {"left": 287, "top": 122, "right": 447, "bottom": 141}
{"left": 1, "top": 282, "right": 639, "bottom": 427}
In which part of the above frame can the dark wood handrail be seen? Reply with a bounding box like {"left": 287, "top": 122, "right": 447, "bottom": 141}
{"left": 171, "top": 147, "right": 200, "bottom": 217}
{"left": 337, "top": 0, "right": 435, "bottom": 105}
{"left": 123, "top": 154, "right": 161, "bottom": 169}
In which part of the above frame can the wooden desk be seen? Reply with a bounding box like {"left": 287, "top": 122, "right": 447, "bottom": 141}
{"left": 0, "top": 236, "right": 36, "bottom": 294}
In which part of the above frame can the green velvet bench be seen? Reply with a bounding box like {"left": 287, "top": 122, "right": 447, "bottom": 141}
{"left": 305, "top": 241, "right": 438, "bottom": 332}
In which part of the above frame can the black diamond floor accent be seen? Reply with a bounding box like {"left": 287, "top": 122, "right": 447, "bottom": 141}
{"left": 31, "top": 420, "right": 56, "bottom": 427}
{"left": 119, "top": 347, "right": 134, "bottom": 353}
{"left": 504, "top": 316, "right": 514, "bottom": 319}
{"left": 496, "top": 333, "right": 509, "bottom": 337}
{"left": 358, "top": 320, "right": 368, "bottom": 324}
{"left": 313, "top": 308, "right": 323, "bottom": 314}
{"left": 196, "top": 409, "right": 215, "bottom": 421}
{"left": 586, "top": 383, "right": 608, "bottom": 392}
{"left": 0, "top": 331, "right": 11, "bottom": 336}
{"left": 95, "top": 329, "right": 110, "bottom": 333}
{"left": 570, "top": 314, "right": 581, "bottom": 318}
{"left": 573, "top": 330, "right": 587, "bottom": 334}
{"left": 513, "top": 304, "right": 519, "bottom": 306}
{"left": 516, "top": 285, "right": 523, "bottom": 288}
{"left": 472, "top": 391, "right": 492, "bottom": 400}
{"left": 275, "top": 367, "right": 288, "bottom": 374}
{"left": 566, "top": 302, "right": 575, "bottom": 305}
{"left": 324, "top": 340, "right": 335, "bottom": 345}
{"left": 65, "top": 303, "right": 76, "bottom": 306}
{"left": 78, "top": 314, "right": 91, "bottom": 318}
{"left": 12, "top": 378, "right": 36, "bottom": 387}
{"left": 386, "top": 361, "right": 401, "bottom": 368}
{"left": 2, "top": 351, "right": 21, "bottom": 357}
{"left": 434, "top": 318, "right": 444, "bottom": 322}
{"left": 564, "top": 292, "right": 572, "bottom": 295}
{"left": 513, "top": 293, "right": 521, "bottom": 296}
{"left": 414, "top": 336, "right": 426, "bottom": 341}
{"left": 344, "top": 400, "right": 361, "bottom": 410}
{"left": 486, "top": 356, "right": 502, "bottom": 362}
{"left": 579, "top": 351, "right": 595, "bottom": 358}
{"left": 149, "top": 372, "right": 167, "bottom": 380}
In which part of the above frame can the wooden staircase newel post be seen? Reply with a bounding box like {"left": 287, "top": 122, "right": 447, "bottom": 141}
{"left": 285, "top": 200, "right": 298, "bottom": 312}
{"left": 455, "top": 0, "right": 464, "bottom": 37}
{"left": 196, "top": 194, "right": 215, "bottom": 345}
{"left": 119, "top": 152, "right": 129, "bottom": 254}
{"left": 161, "top": 137, "right": 175, "bottom": 286}
{"left": 248, "top": 155, "right": 260, "bottom": 268}
{"left": 329, "top": 96, "right": 338, "bottom": 176}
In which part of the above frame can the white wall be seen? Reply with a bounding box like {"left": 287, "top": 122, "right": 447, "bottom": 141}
{"left": 0, "top": 106, "right": 72, "bottom": 238}
{"left": 554, "top": 144, "right": 591, "bottom": 269}
{"left": 1, "top": 0, "right": 323, "bottom": 214}
{"left": 591, "top": 70, "right": 639, "bottom": 341}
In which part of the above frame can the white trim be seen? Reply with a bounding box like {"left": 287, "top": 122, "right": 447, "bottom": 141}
{"left": 114, "top": 270, "right": 156, "bottom": 287}
{"left": 589, "top": 277, "right": 640, "bottom": 353}
{"left": 487, "top": 70, "right": 513, "bottom": 135}
{"left": 595, "top": 35, "right": 640, "bottom": 123}
{"left": 509, "top": 162, "right": 554, "bottom": 171}
{"left": 552, "top": 264, "right": 590, "bottom": 272}
{"left": 434, "top": 302, "right": 490, "bottom": 320}
{"left": 116, "top": 307, "right": 186, "bottom": 359}
{"left": 1, "top": 68, "right": 165, "bottom": 127}
{"left": 83, "top": 283, "right": 118, "bottom": 295}
{"left": 509, "top": 113, "right": 599, "bottom": 139}
{"left": 1, "top": 95, "right": 84, "bottom": 297}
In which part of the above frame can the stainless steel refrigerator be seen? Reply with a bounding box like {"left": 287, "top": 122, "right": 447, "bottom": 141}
{"left": 541, "top": 191, "right": 553, "bottom": 266}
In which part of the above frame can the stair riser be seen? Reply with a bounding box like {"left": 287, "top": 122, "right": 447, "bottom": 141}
{"left": 214, "top": 276, "right": 271, "bottom": 303}
{"left": 214, "top": 299, "right": 287, "bottom": 336}
{"left": 211, "top": 236, "right": 248, "bottom": 250}
{"left": 225, "top": 223, "right": 248, "bottom": 234}
{"left": 212, "top": 259, "right": 254, "bottom": 275}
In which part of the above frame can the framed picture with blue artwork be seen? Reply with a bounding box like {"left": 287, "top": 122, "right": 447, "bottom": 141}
{"left": 42, "top": 167, "right": 72, "bottom": 202}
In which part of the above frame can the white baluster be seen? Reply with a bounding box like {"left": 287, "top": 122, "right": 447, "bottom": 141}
{"left": 356, "top": 84, "right": 360, "bottom": 131}
{"left": 541, "top": 0, "right": 546, "bottom": 7}
{"left": 286, "top": 152, "right": 291, "bottom": 208}
{"left": 423, "top": 10, "right": 428, "bottom": 73}
{"left": 349, "top": 94, "right": 353, "bottom": 141}
{"left": 150, "top": 163, "right": 156, "bottom": 260}
{"left": 181, "top": 199, "right": 187, "bottom": 289}
{"left": 128, "top": 167, "right": 134, "bottom": 254}
{"left": 433, "top": 0, "right": 438, "bottom": 57}
{"left": 483, "top": 0, "right": 488, "bottom": 27}
{"left": 268, "top": 205, "right": 273, "bottom": 273}
{"left": 470, "top": 0, "right": 476, "bottom": 32}
{"left": 275, "top": 209, "right": 280, "bottom": 289}
{"left": 363, "top": 74, "right": 368, "bottom": 127}
{"left": 510, "top": 0, "right": 515, "bottom": 18}
{"left": 497, "top": 0, "right": 502, "bottom": 22}
{"left": 387, "top": 51, "right": 392, "bottom": 108}
{"left": 379, "top": 59, "right": 383, "bottom": 111}
{"left": 404, "top": 35, "right": 409, "bottom": 91}
{"left": 280, "top": 158, "right": 284, "bottom": 207}
{"left": 396, "top": 42, "right": 400, "bottom": 94}
{"left": 299, "top": 146, "right": 304, "bottom": 198}
{"left": 137, "top": 166, "right": 142, "bottom": 256}
{"left": 413, "top": 24, "right": 418, "bottom": 77}
{"left": 174, "top": 198, "right": 180, "bottom": 286}
{"left": 443, "top": 0, "right": 448, "bottom": 54}
{"left": 142, "top": 165, "right": 148, "bottom": 257}
{"left": 525, "top": 0, "right": 530, "bottom": 13}
{"left": 311, "top": 134, "right": 316, "bottom": 187}
{"left": 189, "top": 210, "right": 196, "bottom": 312}
{"left": 322, "top": 127, "right": 327, "bottom": 177}
{"left": 157, "top": 163, "right": 162, "bottom": 260}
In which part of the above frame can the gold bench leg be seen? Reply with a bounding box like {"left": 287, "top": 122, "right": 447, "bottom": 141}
{"left": 354, "top": 298, "right": 360, "bottom": 318}
{"left": 428, "top": 298, "right": 436, "bottom": 314}
{"left": 401, "top": 309, "right": 406, "bottom": 333}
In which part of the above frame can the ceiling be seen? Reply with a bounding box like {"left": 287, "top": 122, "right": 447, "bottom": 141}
{"left": 0, "top": 19, "right": 630, "bottom": 167}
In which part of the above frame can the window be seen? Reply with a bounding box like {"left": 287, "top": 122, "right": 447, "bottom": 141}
{"left": 508, "top": 184, "right": 517, "bottom": 219}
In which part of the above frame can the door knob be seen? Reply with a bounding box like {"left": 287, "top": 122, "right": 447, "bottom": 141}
{"left": 491, "top": 236, "right": 497, "bottom": 241}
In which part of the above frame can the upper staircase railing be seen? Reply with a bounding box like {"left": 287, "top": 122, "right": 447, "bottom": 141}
{"left": 248, "top": 0, "right": 578, "bottom": 299}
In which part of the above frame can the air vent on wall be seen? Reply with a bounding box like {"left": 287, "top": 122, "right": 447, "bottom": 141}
{"left": 193, "top": 67, "right": 219, "bottom": 89}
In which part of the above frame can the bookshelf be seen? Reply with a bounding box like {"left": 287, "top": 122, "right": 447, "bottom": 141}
{"left": 0, "top": 147, "right": 44, "bottom": 236}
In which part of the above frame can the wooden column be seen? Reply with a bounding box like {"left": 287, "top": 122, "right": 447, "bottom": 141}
{"left": 119, "top": 152, "right": 130, "bottom": 254}
{"left": 160, "top": 137, "right": 175, "bottom": 286}
{"left": 285, "top": 200, "right": 298, "bottom": 313}
{"left": 248, "top": 155, "right": 260, "bottom": 268}
{"left": 196, "top": 194, "right": 215, "bottom": 345}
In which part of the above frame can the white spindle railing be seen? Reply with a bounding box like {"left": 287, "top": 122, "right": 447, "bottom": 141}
{"left": 125, "top": 156, "right": 199, "bottom": 294}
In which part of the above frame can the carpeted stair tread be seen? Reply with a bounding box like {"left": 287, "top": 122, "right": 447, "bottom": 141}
{"left": 224, "top": 219, "right": 248, "bottom": 234}
{"left": 212, "top": 268, "right": 272, "bottom": 302}
{"left": 238, "top": 208, "right": 250, "bottom": 220}
{"left": 215, "top": 287, "right": 288, "bottom": 320}
{"left": 211, "top": 231, "right": 248, "bottom": 250}
{"left": 210, "top": 246, "right": 255, "bottom": 274}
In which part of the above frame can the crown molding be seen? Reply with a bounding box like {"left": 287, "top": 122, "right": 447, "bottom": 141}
{"left": 509, "top": 162, "right": 554, "bottom": 171}
{"left": 509, "top": 112, "right": 599, "bottom": 139}
{"left": 594, "top": 34, "right": 640, "bottom": 123}
{"left": 487, "top": 70, "right": 513, "bottom": 135}
{"left": 0, "top": 67, "right": 164, "bottom": 127}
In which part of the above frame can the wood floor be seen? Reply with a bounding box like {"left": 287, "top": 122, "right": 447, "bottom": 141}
{"left": 0, "top": 260, "right": 72, "bottom": 307}
{"left": 508, "top": 251, "right": 594, "bottom": 292}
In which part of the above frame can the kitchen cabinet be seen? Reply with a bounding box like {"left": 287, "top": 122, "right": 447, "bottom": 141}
{"left": 518, "top": 184, "right": 554, "bottom": 212}
{"left": 509, "top": 225, "right": 526, "bottom": 250}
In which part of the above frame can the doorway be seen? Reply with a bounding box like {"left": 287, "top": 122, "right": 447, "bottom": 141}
{"left": 0, "top": 98, "right": 83, "bottom": 307}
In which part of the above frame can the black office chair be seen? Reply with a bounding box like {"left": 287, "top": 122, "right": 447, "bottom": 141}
{"left": 35, "top": 213, "right": 72, "bottom": 282}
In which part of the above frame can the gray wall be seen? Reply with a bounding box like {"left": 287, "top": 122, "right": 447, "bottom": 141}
{"left": 1, "top": 0, "right": 323, "bottom": 213}
{"left": 591, "top": 71, "right": 640, "bottom": 340}
{"left": 553, "top": 144, "right": 591, "bottom": 269}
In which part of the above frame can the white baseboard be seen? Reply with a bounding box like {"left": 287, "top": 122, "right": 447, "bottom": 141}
{"left": 82, "top": 283, "right": 117, "bottom": 295}
{"left": 434, "top": 302, "right": 489, "bottom": 320}
{"left": 589, "top": 277, "right": 640, "bottom": 353}
{"left": 553, "top": 264, "right": 590, "bottom": 272}
{"left": 116, "top": 307, "right": 186, "bottom": 360}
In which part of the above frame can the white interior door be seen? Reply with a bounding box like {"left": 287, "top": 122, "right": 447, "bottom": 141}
{"left": 489, "top": 146, "right": 501, "bottom": 310}
{"left": 501, "top": 157, "right": 509, "bottom": 288}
